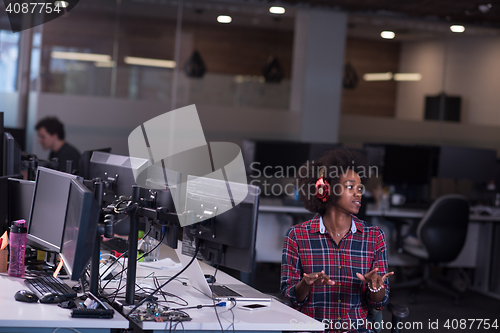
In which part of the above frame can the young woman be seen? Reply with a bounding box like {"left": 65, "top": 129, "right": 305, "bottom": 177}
{"left": 281, "top": 149, "right": 393, "bottom": 333}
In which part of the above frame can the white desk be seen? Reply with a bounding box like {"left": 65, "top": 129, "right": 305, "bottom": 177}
{"left": 0, "top": 274, "right": 129, "bottom": 333}
{"left": 120, "top": 244, "right": 324, "bottom": 333}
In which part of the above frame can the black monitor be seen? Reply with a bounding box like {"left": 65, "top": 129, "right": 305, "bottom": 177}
{"left": 0, "top": 174, "right": 22, "bottom": 233}
{"left": 382, "top": 144, "right": 439, "bottom": 185}
{"left": 60, "top": 179, "right": 100, "bottom": 281}
{"left": 27, "top": 167, "right": 80, "bottom": 252}
{"left": 182, "top": 176, "right": 259, "bottom": 273}
{"left": 88, "top": 151, "right": 149, "bottom": 203}
{"left": 4, "top": 127, "right": 26, "bottom": 152}
{"left": 4, "top": 132, "right": 22, "bottom": 176}
{"left": 7, "top": 177, "right": 34, "bottom": 230}
{"left": 79, "top": 147, "right": 112, "bottom": 180}
{"left": 438, "top": 146, "right": 497, "bottom": 182}
{"left": 241, "top": 139, "right": 341, "bottom": 177}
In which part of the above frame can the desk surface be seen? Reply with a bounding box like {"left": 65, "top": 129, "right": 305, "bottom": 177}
{"left": 0, "top": 274, "right": 129, "bottom": 332}
{"left": 121, "top": 244, "right": 323, "bottom": 332}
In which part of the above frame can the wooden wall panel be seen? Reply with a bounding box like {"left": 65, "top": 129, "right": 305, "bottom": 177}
{"left": 341, "top": 38, "right": 400, "bottom": 117}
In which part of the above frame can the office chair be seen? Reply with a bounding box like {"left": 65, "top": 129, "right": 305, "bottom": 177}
{"left": 392, "top": 194, "right": 469, "bottom": 303}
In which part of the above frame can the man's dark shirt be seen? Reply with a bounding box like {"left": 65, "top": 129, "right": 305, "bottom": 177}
{"left": 49, "top": 142, "right": 81, "bottom": 173}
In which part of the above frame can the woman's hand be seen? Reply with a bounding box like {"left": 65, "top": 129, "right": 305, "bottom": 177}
{"left": 295, "top": 270, "right": 335, "bottom": 303}
{"left": 356, "top": 268, "right": 394, "bottom": 290}
{"left": 302, "top": 270, "right": 335, "bottom": 286}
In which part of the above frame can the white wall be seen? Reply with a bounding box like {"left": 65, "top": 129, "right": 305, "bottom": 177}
{"left": 396, "top": 36, "right": 500, "bottom": 127}
{"left": 29, "top": 93, "right": 302, "bottom": 158}
{"left": 0, "top": 92, "right": 20, "bottom": 127}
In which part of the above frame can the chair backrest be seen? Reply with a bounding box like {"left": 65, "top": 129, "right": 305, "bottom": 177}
{"left": 416, "top": 194, "right": 469, "bottom": 263}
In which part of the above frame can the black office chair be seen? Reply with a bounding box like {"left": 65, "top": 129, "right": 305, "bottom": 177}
{"left": 392, "top": 194, "right": 469, "bottom": 303}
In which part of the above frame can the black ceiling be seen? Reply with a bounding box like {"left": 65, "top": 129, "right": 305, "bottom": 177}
{"left": 262, "top": 0, "right": 500, "bottom": 27}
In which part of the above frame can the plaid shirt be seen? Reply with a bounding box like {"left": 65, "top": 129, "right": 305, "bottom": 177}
{"left": 281, "top": 214, "right": 389, "bottom": 333}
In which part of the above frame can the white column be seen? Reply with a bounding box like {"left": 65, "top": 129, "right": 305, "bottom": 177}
{"left": 290, "top": 9, "right": 347, "bottom": 143}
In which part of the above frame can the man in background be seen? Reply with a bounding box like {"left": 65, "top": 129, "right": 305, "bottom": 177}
{"left": 35, "top": 116, "right": 80, "bottom": 173}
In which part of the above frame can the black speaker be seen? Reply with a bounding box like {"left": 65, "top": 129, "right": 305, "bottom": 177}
{"left": 424, "top": 94, "right": 461, "bottom": 122}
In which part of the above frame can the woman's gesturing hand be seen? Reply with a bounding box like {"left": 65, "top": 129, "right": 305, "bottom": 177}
{"left": 356, "top": 268, "right": 394, "bottom": 290}
{"left": 303, "top": 270, "right": 335, "bottom": 286}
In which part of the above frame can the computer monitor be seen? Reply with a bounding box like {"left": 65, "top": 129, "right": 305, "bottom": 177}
{"left": 0, "top": 174, "right": 22, "bottom": 233}
{"left": 182, "top": 176, "right": 259, "bottom": 273}
{"left": 79, "top": 147, "right": 112, "bottom": 180}
{"left": 60, "top": 179, "right": 100, "bottom": 281}
{"left": 382, "top": 144, "right": 439, "bottom": 185}
{"left": 7, "top": 177, "right": 34, "bottom": 229}
{"left": 88, "top": 151, "right": 149, "bottom": 203}
{"left": 241, "top": 139, "right": 341, "bottom": 178}
{"left": 437, "top": 146, "right": 497, "bottom": 182}
{"left": 4, "top": 132, "right": 22, "bottom": 176}
{"left": 27, "top": 167, "right": 80, "bottom": 252}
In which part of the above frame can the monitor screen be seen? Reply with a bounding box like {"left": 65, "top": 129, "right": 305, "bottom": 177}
{"left": 7, "top": 177, "right": 34, "bottom": 230}
{"left": 60, "top": 179, "right": 100, "bottom": 281}
{"left": 382, "top": 145, "right": 439, "bottom": 185}
{"left": 438, "top": 146, "right": 497, "bottom": 182}
{"left": 182, "top": 176, "right": 259, "bottom": 273}
{"left": 4, "top": 132, "right": 22, "bottom": 176}
{"left": 27, "top": 167, "right": 80, "bottom": 252}
{"left": 241, "top": 139, "right": 341, "bottom": 178}
{"left": 0, "top": 174, "right": 22, "bottom": 233}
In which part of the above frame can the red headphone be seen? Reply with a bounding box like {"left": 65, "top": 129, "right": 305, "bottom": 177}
{"left": 315, "top": 166, "right": 330, "bottom": 202}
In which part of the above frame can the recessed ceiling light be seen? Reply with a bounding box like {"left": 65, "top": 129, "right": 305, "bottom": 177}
{"left": 450, "top": 25, "right": 465, "bottom": 33}
{"left": 217, "top": 15, "right": 232, "bottom": 24}
{"left": 380, "top": 31, "right": 395, "bottom": 39}
{"left": 269, "top": 6, "right": 285, "bottom": 14}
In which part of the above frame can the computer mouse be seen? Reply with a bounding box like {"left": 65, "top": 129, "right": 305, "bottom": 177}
{"left": 39, "top": 293, "right": 67, "bottom": 304}
{"left": 204, "top": 274, "right": 216, "bottom": 284}
{"left": 479, "top": 210, "right": 491, "bottom": 216}
{"left": 14, "top": 290, "right": 39, "bottom": 303}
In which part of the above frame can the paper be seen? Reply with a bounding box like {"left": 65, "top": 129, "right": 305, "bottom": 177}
{"left": 138, "top": 257, "right": 182, "bottom": 270}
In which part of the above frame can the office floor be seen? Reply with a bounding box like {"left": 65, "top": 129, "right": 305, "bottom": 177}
{"left": 249, "top": 263, "right": 500, "bottom": 333}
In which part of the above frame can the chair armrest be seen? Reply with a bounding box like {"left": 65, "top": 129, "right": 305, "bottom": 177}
{"left": 387, "top": 302, "right": 409, "bottom": 319}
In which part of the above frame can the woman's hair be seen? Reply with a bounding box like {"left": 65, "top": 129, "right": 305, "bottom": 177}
{"left": 297, "top": 148, "right": 368, "bottom": 214}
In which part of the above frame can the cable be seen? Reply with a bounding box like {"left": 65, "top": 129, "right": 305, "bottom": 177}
{"left": 211, "top": 263, "right": 224, "bottom": 332}
{"left": 126, "top": 238, "right": 201, "bottom": 318}
{"left": 101, "top": 225, "right": 162, "bottom": 298}
{"left": 99, "top": 219, "right": 152, "bottom": 292}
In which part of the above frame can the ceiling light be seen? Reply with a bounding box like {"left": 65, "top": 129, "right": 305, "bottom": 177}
{"left": 450, "top": 25, "right": 465, "bottom": 33}
{"left": 380, "top": 31, "right": 395, "bottom": 39}
{"left": 94, "top": 61, "right": 115, "bottom": 68}
{"left": 217, "top": 15, "right": 232, "bottom": 24}
{"left": 394, "top": 73, "right": 422, "bottom": 81}
{"left": 124, "top": 56, "right": 176, "bottom": 68}
{"left": 363, "top": 72, "right": 393, "bottom": 81}
{"left": 51, "top": 51, "right": 111, "bottom": 62}
{"left": 269, "top": 6, "right": 285, "bottom": 14}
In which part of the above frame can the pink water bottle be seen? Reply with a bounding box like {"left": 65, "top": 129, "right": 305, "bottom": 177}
{"left": 8, "top": 220, "right": 27, "bottom": 277}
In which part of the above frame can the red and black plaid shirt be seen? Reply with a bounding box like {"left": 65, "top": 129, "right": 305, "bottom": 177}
{"left": 281, "top": 214, "right": 389, "bottom": 332}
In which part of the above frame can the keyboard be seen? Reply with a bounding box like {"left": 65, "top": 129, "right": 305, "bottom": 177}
{"left": 209, "top": 285, "right": 242, "bottom": 298}
{"left": 24, "top": 276, "right": 77, "bottom": 299}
